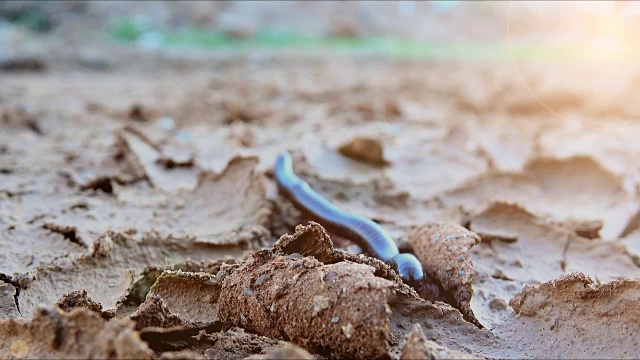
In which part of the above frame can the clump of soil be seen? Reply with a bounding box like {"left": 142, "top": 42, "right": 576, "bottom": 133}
{"left": 130, "top": 295, "right": 184, "bottom": 330}
{"left": 338, "top": 137, "right": 389, "bottom": 166}
{"left": 56, "top": 289, "right": 106, "bottom": 317}
{"left": 217, "top": 223, "right": 398, "bottom": 359}
{"left": 0, "top": 307, "right": 154, "bottom": 359}
{"left": 409, "top": 222, "right": 482, "bottom": 326}
{"left": 502, "top": 273, "right": 640, "bottom": 358}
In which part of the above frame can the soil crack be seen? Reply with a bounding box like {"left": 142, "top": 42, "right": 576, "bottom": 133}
{"left": 0, "top": 273, "right": 22, "bottom": 315}
{"left": 42, "top": 223, "right": 86, "bottom": 247}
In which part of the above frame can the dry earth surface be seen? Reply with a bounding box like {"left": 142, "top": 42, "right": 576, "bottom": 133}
{"left": 2, "top": 48, "right": 640, "bottom": 359}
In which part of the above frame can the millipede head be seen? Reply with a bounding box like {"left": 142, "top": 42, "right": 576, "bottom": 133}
{"left": 390, "top": 253, "right": 423, "bottom": 287}
{"left": 390, "top": 253, "right": 440, "bottom": 301}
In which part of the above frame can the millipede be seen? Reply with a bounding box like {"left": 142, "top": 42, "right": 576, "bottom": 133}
{"left": 274, "top": 151, "right": 438, "bottom": 299}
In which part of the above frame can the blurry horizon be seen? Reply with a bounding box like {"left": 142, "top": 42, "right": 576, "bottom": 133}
{"left": 1, "top": 1, "right": 639, "bottom": 63}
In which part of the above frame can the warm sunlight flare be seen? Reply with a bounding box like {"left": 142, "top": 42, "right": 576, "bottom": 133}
{"left": 2, "top": 2, "right": 640, "bottom": 359}
{"left": 511, "top": 1, "right": 639, "bottom": 63}
{"left": 591, "top": 3, "right": 629, "bottom": 62}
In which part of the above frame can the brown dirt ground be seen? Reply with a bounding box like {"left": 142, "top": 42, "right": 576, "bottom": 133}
{"left": 2, "top": 48, "right": 640, "bottom": 359}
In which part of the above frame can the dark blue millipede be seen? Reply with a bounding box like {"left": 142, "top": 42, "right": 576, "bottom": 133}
{"left": 274, "top": 151, "right": 438, "bottom": 299}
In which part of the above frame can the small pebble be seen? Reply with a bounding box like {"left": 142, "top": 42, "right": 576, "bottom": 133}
{"left": 324, "top": 271, "right": 338, "bottom": 282}
{"left": 255, "top": 273, "right": 270, "bottom": 285}
{"left": 446, "top": 234, "right": 458, "bottom": 241}
{"left": 243, "top": 288, "right": 252, "bottom": 296}
{"left": 342, "top": 323, "right": 354, "bottom": 339}
{"left": 433, "top": 234, "right": 441, "bottom": 244}
{"left": 488, "top": 297, "right": 508, "bottom": 311}
{"left": 157, "top": 116, "right": 175, "bottom": 131}
{"left": 459, "top": 269, "right": 465, "bottom": 277}
{"left": 175, "top": 130, "right": 192, "bottom": 142}
{"left": 331, "top": 316, "right": 340, "bottom": 323}
{"left": 512, "top": 258, "right": 523, "bottom": 267}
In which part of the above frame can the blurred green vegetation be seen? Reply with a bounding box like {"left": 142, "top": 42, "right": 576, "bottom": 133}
{"left": 110, "top": 17, "right": 149, "bottom": 42}
{"left": 108, "top": 17, "right": 513, "bottom": 60}
{"left": 108, "top": 17, "right": 638, "bottom": 63}
{"left": 9, "top": 8, "right": 52, "bottom": 33}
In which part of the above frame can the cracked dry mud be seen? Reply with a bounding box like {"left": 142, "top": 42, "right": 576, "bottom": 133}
{"left": 2, "top": 53, "right": 640, "bottom": 359}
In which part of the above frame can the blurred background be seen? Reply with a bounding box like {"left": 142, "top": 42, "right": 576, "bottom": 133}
{"left": 1, "top": 0, "right": 639, "bottom": 63}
